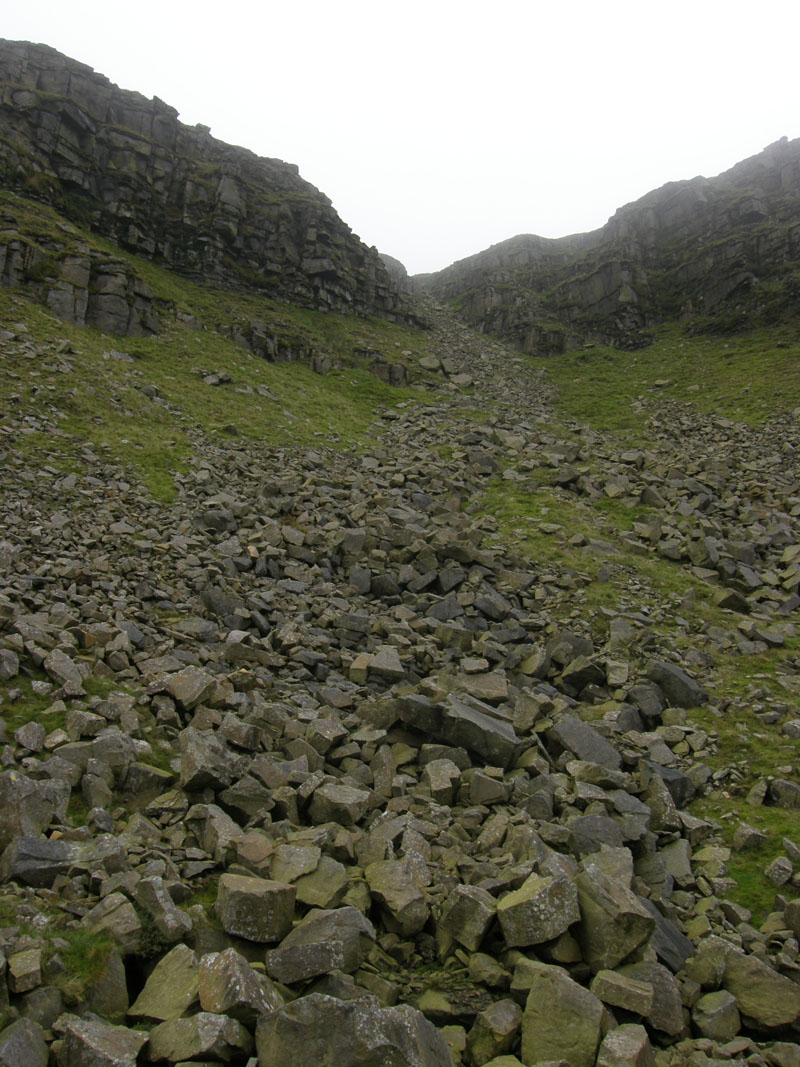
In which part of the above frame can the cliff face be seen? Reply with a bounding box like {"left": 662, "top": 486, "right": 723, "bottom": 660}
{"left": 421, "top": 137, "right": 800, "bottom": 353}
{"left": 0, "top": 40, "right": 414, "bottom": 325}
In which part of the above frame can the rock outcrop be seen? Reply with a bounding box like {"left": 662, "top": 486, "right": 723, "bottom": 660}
{"left": 0, "top": 39, "right": 416, "bottom": 327}
{"left": 420, "top": 137, "right": 800, "bottom": 351}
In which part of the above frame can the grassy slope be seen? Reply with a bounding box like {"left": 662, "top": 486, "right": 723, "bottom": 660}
{"left": 0, "top": 189, "right": 437, "bottom": 501}
{"left": 480, "top": 327, "right": 800, "bottom": 922}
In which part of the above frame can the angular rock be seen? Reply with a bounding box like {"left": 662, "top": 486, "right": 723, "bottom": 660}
{"left": 255, "top": 993, "right": 453, "bottom": 1067}
{"left": 0, "top": 1018, "right": 48, "bottom": 1067}
{"left": 127, "top": 943, "right": 199, "bottom": 1021}
{"left": 134, "top": 875, "right": 192, "bottom": 942}
{"left": 0, "top": 836, "right": 79, "bottom": 888}
{"left": 723, "top": 950, "right": 800, "bottom": 1030}
{"left": 164, "top": 666, "right": 217, "bottom": 710}
{"left": 82, "top": 892, "right": 143, "bottom": 954}
{"left": 366, "top": 859, "right": 430, "bottom": 936}
{"left": 575, "top": 863, "right": 655, "bottom": 973}
{"left": 466, "top": 998, "right": 523, "bottom": 1066}
{"left": 148, "top": 1012, "right": 253, "bottom": 1064}
{"left": 589, "top": 969, "right": 654, "bottom": 1015}
{"left": 215, "top": 873, "right": 296, "bottom": 943}
{"left": 309, "top": 781, "right": 371, "bottom": 827}
{"left": 266, "top": 906, "right": 376, "bottom": 982}
{"left": 497, "top": 873, "right": 580, "bottom": 948}
{"left": 618, "top": 961, "right": 685, "bottom": 1038}
{"left": 0, "top": 772, "right": 55, "bottom": 851}
{"left": 54, "top": 1014, "right": 147, "bottom": 1067}
{"left": 692, "top": 988, "right": 741, "bottom": 1041}
{"left": 521, "top": 963, "right": 606, "bottom": 1067}
{"left": 437, "top": 884, "right": 497, "bottom": 953}
{"left": 595, "top": 1024, "right": 655, "bottom": 1067}
{"left": 647, "top": 660, "right": 707, "bottom": 708}
{"left": 441, "top": 694, "right": 523, "bottom": 769}
{"left": 199, "top": 948, "right": 282, "bottom": 1024}
{"left": 548, "top": 714, "right": 622, "bottom": 771}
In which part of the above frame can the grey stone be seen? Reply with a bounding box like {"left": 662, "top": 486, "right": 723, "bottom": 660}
{"left": 575, "top": 863, "right": 655, "bottom": 973}
{"left": 215, "top": 873, "right": 296, "bottom": 942}
{"left": 647, "top": 660, "right": 707, "bottom": 708}
{"left": 148, "top": 1012, "right": 254, "bottom": 1064}
{"left": 255, "top": 993, "right": 453, "bottom": 1067}
{"left": 521, "top": 963, "right": 606, "bottom": 1067}
{"left": 198, "top": 947, "right": 282, "bottom": 1023}
{"left": 54, "top": 1014, "right": 147, "bottom": 1067}
{"left": 127, "top": 943, "right": 199, "bottom": 1021}
{"left": 497, "top": 873, "right": 580, "bottom": 947}
{"left": 0, "top": 1019, "right": 48, "bottom": 1067}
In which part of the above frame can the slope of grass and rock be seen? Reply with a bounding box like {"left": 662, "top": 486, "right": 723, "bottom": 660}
{"left": 0, "top": 266, "right": 799, "bottom": 1067}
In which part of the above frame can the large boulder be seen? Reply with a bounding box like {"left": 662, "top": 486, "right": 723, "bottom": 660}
{"left": 520, "top": 963, "right": 606, "bottom": 1067}
{"left": 497, "top": 874, "right": 580, "bottom": 948}
{"left": 365, "top": 860, "right": 430, "bottom": 936}
{"left": 199, "top": 948, "right": 283, "bottom": 1025}
{"left": 52, "top": 1014, "right": 147, "bottom": 1067}
{"left": 723, "top": 951, "right": 800, "bottom": 1031}
{"left": 254, "top": 993, "right": 453, "bottom": 1066}
{"left": 127, "top": 943, "right": 199, "bottom": 1021}
{"left": 575, "top": 863, "right": 655, "bottom": 972}
{"left": 216, "top": 874, "right": 296, "bottom": 943}
{"left": 0, "top": 772, "right": 55, "bottom": 851}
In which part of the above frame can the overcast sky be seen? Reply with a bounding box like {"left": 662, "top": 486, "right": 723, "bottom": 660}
{"left": 4, "top": 1, "right": 799, "bottom": 274}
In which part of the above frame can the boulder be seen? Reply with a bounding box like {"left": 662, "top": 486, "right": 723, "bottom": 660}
{"left": 0, "top": 1018, "right": 48, "bottom": 1067}
{"left": 521, "top": 963, "right": 606, "bottom": 1067}
{"left": 723, "top": 950, "right": 800, "bottom": 1030}
{"left": 255, "top": 993, "right": 453, "bottom": 1066}
{"left": 199, "top": 948, "right": 283, "bottom": 1024}
{"left": 127, "top": 943, "right": 199, "bottom": 1021}
{"left": 53, "top": 1014, "right": 147, "bottom": 1067}
{"left": 215, "top": 873, "right": 296, "bottom": 943}
{"left": 437, "top": 884, "right": 497, "bottom": 952}
{"left": 575, "top": 864, "right": 655, "bottom": 972}
{"left": 497, "top": 874, "right": 580, "bottom": 948}
{"left": 148, "top": 1012, "right": 254, "bottom": 1064}
{"left": 366, "top": 860, "right": 430, "bottom": 936}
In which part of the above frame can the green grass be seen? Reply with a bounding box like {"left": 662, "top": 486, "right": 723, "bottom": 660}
{"left": 691, "top": 795, "right": 799, "bottom": 923}
{"left": 0, "top": 889, "right": 115, "bottom": 1007}
{"left": 0, "top": 184, "right": 440, "bottom": 502}
{"left": 544, "top": 322, "right": 800, "bottom": 436}
{"left": 477, "top": 472, "right": 800, "bottom": 923}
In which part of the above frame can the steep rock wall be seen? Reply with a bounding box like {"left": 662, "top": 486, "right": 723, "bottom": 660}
{"left": 421, "top": 137, "right": 800, "bottom": 352}
{"left": 0, "top": 40, "right": 415, "bottom": 325}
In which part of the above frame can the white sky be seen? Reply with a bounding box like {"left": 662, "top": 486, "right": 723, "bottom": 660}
{"left": 3, "top": 1, "right": 799, "bottom": 274}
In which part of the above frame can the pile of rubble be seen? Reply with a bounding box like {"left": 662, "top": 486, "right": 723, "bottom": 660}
{"left": 0, "top": 308, "right": 798, "bottom": 1066}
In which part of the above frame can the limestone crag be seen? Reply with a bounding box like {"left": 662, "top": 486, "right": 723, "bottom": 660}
{"left": 0, "top": 301, "right": 799, "bottom": 1065}
{"left": 0, "top": 40, "right": 416, "bottom": 327}
{"left": 420, "top": 137, "right": 800, "bottom": 352}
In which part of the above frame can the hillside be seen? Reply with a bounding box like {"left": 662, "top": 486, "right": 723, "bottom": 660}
{"left": 0, "top": 40, "right": 416, "bottom": 328}
{"left": 419, "top": 137, "right": 800, "bottom": 353}
{"left": 0, "top": 40, "right": 799, "bottom": 1067}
